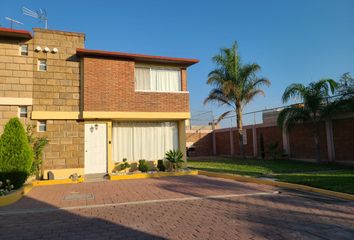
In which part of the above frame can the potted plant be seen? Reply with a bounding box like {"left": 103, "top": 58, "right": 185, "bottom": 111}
{"left": 165, "top": 149, "right": 184, "bottom": 172}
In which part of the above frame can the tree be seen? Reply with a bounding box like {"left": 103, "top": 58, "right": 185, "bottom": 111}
{"left": 333, "top": 72, "right": 354, "bottom": 112}
{"left": 0, "top": 118, "right": 33, "bottom": 188}
{"left": 204, "top": 41, "right": 270, "bottom": 157}
{"left": 277, "top": 79, "right": 337, "bottom": 163}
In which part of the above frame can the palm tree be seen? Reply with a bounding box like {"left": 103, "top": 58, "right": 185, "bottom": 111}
{"left": 204, "top": 41, "right": 270, "bottom": 157}
{"left": 277, "top": 79, "right": 337, "bottom": 163}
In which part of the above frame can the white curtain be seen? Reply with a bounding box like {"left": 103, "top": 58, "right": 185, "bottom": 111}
{"left": 135, "top": 67, "right": 181, "bottom": 92}
{"left": 112, "top": 122, "right": 179, "bottom": 162}
{"left": 135, "top": 67, "right": 151, "bottom": 90}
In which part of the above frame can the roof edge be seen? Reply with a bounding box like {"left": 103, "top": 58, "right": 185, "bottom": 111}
{"left": 0, "top": 27, "right": 32, "bottom": 39}
{"left": 76, "top": 48, "right": 199, "bottom": 66}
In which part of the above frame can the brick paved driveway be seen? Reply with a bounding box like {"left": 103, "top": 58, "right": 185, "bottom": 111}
{"left": 0, "top": 175, "right": 353, "bottom": 239}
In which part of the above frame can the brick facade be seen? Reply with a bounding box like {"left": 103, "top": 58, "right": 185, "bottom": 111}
{"left": 82, "top": 57, "right": 189, "bottom": 112}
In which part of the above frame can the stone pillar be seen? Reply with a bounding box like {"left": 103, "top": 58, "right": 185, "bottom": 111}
{"left": 178, "top": 120, "right": 187, "bottom": 161}
{"left": 282, "top": 128, "right": 290, "bottom": 156}
{"left": 325, "top": 119, "right": 335, "bottom": 162}
{"left": 252, "top": 126, "right": 258, "bottom": 158}
{"left": 230, "top": 128, "right": 234, "bottom": 155}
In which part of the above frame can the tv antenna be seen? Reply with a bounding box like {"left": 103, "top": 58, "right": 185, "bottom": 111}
{"left": 22, "top": 7, "right": 48, "bottom": 29}
{"left": 5, "top": 17, "right": 24, "bottom": 29}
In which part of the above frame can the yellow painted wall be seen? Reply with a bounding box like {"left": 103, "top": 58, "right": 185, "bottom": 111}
{"left": 43, "top": 168, "right": 84, "bottom": 180}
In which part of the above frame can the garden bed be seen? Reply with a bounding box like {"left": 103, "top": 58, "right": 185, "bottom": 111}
{"left": 109, "top": 169, "right": 198, "bottom": 180}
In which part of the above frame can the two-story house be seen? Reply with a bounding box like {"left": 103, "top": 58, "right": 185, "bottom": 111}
{"left": 0, "top": 27, "right": 198, "bottom": 179}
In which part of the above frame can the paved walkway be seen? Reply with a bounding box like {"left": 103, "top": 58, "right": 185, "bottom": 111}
{"left": 0, "top": 175, "right": 353, "bottom": 239}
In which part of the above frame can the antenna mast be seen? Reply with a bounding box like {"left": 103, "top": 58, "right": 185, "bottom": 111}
{"left": 5, "top": 17, "right": 24, "bottom": 29}
{"left": 22, "top": 7, "right": 48, "bottom": 29}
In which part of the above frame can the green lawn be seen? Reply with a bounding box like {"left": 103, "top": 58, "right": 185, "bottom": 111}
{"left": 188, "top": 157, "right": 354, "bottom": 194}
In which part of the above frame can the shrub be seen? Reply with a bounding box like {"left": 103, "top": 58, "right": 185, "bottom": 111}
{"left": 157, "top": 160, "right": 165, "bottom": 172}
{"left": 165, "top": 149, "right": 184, "bottom": 171}
{"left": 138, "top": 159, "right": 149, "bottom": 172}
{"left": 0, "top": 118, "right": 33, "bottom": 188}
{"left": 119, "top": 158, "right": 131, "bottom": 171}
{"left": 267, "top": 141, "right": 281, "bottom": 160}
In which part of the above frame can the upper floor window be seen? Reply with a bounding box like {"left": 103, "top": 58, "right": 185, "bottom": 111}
{"left": 19, "top": 44, "right": 28, "bottom": 56}
{"left": 38, "top": 59, "right": 47, "bottom": 71}
{"left": 18, "top": 106, "right": 28, "bottom": 118}
{"left": 135, "top": 67, "right": 181, "bottom": 92}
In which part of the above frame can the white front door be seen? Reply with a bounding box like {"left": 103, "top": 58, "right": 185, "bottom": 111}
{"left": 85, "top": 123, "right": 107, "bottom": 174}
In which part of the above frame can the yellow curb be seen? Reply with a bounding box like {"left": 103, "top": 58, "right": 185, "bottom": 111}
{"left": 109, "top": 170, "right": 199, "bottom": 180}
{"left": 0, "top": 183, "right": 33, "bottom": 207}
{"left": 32, "top": 176, "right": 84, "bottom": 186}
{"left": 198, "top": 170, "right": 354, "bottom": 201}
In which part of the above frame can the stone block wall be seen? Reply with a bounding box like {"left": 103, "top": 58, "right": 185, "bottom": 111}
{"left": 32, "top": 28, "right": 84, "bottom": 112}
{"left": 39, "top": 120, "right": 84, "bottom": 169}
{"left": 0, "top": 37, "right": 34, "bottom": 99}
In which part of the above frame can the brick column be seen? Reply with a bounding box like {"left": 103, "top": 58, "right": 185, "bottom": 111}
{"left": 282, "top": 128, "right": 290, "bottom": 156}
{"left": 178, "top": 120, "right": 187, "bottom": 161}
{"left": 252, "top": 126, "right": 258, "bottom": 158}
{"left": 230, "top": 128, "right": 234, "bottom": 155}
{"left": 325, "top": 119, "right": 335, "bottom": 162}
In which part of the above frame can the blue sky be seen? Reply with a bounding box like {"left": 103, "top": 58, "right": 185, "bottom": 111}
{"left": 1, "top": 0, "right": 353, "bottom": 125}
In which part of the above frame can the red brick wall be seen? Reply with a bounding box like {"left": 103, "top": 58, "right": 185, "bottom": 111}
{"left": 215, "top": 131, "right": 231, "bottom": 155}
{"left": 333, "top": 117, "right": 354, "bottom": 161}
{"left": 233, "top": 128, "right": 254, "bottom": 156}
{"left": 186, "top": 131, "right": 213, "bottom": 156}
{"left": 83, "top": 57, "right": 189, "bottom": 112}
{"left": 288, "top": 122, "right": 328, "bottom": 160}
{"left": 256, "top": 126, "right": 283, "bottom": 158}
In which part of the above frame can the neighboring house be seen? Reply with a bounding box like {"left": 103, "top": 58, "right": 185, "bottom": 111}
{"left": 0, "top": 27, "right": 198, "bottom": 179}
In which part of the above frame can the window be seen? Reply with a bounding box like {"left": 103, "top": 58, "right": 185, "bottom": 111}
{"left": 112, "top": 122, "right": 178, "bottom": 161}
{"left": 135, "top": 67, "right": 181, "bottom": 92}
{"left": 38, "top": 59, "right": 47, "bottom": 71}
{"left": 19, "top": 44, "right": 28, "bottom": 56}
{"left": 18, "top": 106, "right": 28, "bottom": 118}
{"left": 38, "top": 120, "right": 47, "bottom": 132}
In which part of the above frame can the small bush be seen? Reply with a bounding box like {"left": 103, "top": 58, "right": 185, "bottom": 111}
{"left": 165, "top": 149, "right": 184, "bottom": 171}
{"left": 157, "top": 160, "right": 165, "bottom": 172}
{"left": 0, "top": 118, "right": 33, "bottom": 188}
{"left": 119, "top": 158, "right": 131, "bottom": 171}
{"left": 138, "top": 159, "right": 149, "bottom": 172}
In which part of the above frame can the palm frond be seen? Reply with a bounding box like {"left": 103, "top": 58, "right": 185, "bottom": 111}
{"left": 216, "top": 110, "right": 233, "bottom": 124}
{"left": 282, "top": 83, "right": 306, "bottom": 103}
{"left": 277, "top": 107, "right": 310, "bottom": 130}
{"left": 203, "top": 88, "right": 234, "bottom": 108}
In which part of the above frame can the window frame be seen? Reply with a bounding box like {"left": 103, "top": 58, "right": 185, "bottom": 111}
{"left": 134, "top": 66, "right": 184, "bottom": 93}
{"left": 37, "top": 120, "right": 47, "bottom": 132}
{"left": 19, "top": 44, "right": 28, "bottom": 56}
{"left": 38, "top": 59, "right": 47, "bottom": 71}
{"left": 18, "top": 106, "right": 28, "bottom": 118}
